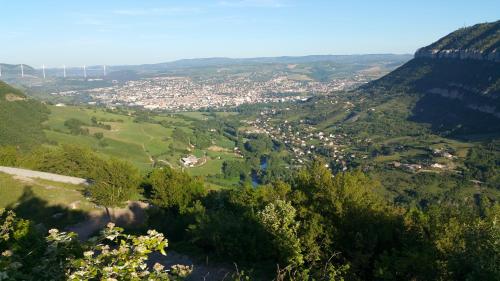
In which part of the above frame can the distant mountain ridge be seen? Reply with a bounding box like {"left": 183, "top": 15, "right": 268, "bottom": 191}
{"left": 415, "top": 20, "right": 499, "bottom": 62}
{"left": 111, "top": 54, "right": 412, "bottom": 72}
{"left": 0, "top": 63, "right": 36, "bottom": 78}
{"left": 2, "top": 54, "right": 412, "bottom": 79}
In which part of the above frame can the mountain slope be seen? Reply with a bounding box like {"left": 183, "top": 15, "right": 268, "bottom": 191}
{"left": 0, "top": 63, "right": 36, "bottom": 79}
{"left": 0, "top": 81, "right": 49, "bottom": 148}
{"left": 363, "top": 20, "right": 500, "bottom": 135}
{"left": 415, "top": 20, "right": 499, "bottom": 62}
{"left": 109, "top": 54, "right": 412, "bottom": 73}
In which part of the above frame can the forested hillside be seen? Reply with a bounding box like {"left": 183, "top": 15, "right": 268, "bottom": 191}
{"left": 363, "top": 20, "right": 500, "bottom": 135}
{"left": 0, "top": 81, "right": 49, "bottom": 148}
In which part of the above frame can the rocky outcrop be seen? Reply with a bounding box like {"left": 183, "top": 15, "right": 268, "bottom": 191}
{"left": 427, "top": 88, "right": 500, "bottom": 118}
{"left": 415, "top": 48, "right": 500, "bottom": 62}
{"left": 415, "top": 20, "right": 500, "bottom": 63}
{"left": 363, "top": 21, "right": 500, "bottom": 135}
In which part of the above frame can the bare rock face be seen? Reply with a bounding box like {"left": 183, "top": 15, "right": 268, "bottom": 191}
{"left": 362, "top": 21, "right": 500, "bottom": 135}
{"left": 415, "top": 48, "right": 500, "bottom": 62}
{"left": 414, "top": 20, "right": 500, "bottom": 63}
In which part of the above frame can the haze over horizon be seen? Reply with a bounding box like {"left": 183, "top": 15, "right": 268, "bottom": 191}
{"left": 1, "top": 0, "right": 499, "bottom": 67}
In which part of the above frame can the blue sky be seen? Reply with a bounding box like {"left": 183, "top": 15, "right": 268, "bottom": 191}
{"left": 1, "top": 0, "right": 498, "bottom": 67}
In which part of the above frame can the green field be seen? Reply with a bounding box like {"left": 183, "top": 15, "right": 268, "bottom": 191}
{"left": 43, "top": 106, "right": 240, "bottom": 185}
{"left": 0, "top": 172, "right": 97, "bottom": 227}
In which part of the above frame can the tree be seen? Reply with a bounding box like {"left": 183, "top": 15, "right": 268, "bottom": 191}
{"left": 258, "top": 200, "right": 303, "bottom": 267}
{"left": 222, "top": 160, "right": 248, "bottom": 179}
{"left": 430, "top": 204, "right": 500, "bottom": 281}
{"left": 87, "top": 159, "right": 140, "bottom": 220}
{"left": 21, "top": 145, "right": 106, "bottom": 179}
{"left": 291, "top": 160, "right": 404, "bottom": 280}
{"left": 0, "top": 146, "right": 19, "bottom": 166}
{"left": 93, "top": 132, "right": 104, "bottom": 140}
{"left": 172, "top": 128, "right": 189, "bottom": 144}
{"left": 64, "top": 118, "right": 89, "bottom": 135}
{"left": 149, "top": 167, "right": 205, "bottom": 212}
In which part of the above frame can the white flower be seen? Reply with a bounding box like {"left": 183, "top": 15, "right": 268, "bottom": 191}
{"left": 135, "top": 246, "right": 147, "bottom": 254}
{"left": 106, "top": 234, "right": 118, "bottom": 240}
{"left": 119, "top": 246, "right": 129, "bottom": 254}
{"left": 83, "top": 251, "right": 94, "bottom": 258}
{"left": 153, "top": 263, "right": 165, "bottom": 272}
{"left": 107, "top": 222, "right": 115, "bottom": 228}
{"left": 147, "top": 229, "right": 158, "bottom": 236}
{"left": 103, "top": 266, "right": 113, "bottom": 273}
{"left": 101, "top": 245, "right": 110, "bottom": 254}
{"left": 48, "top": 229, "right": 59, "bottom": 235}
{"left": 2, "top": 250, "right": 12, "bottom": 257}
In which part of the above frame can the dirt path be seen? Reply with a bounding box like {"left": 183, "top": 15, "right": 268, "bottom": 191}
{"left": 141, "top": 143, "right": 155, "bottom": 164}
{"left": 157, "top": 159, "right": 173, "bottom": 168}
{"left": 65, "top": 201, "right": 233, "bottom": 279}
{"left": 0, "top": 166, "right": 88, "bottom": 185}
{"left": 66, "top": 201, "right": 149, "bottom": 241}
{"left": 140, "top": 127, "right": 156, "bottom": 165}
{"left": 149, "top": 252, "right": 233, "bottom": 281}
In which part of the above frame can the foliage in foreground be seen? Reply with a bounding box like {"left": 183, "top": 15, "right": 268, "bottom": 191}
{"left": 147, "top": 161, "right": 500, "bottom": 281}
{"left": 0, "top": 209, "right": 190, "bottom": 281}
{"left": 1, "top": 142, "right": 499, "bottom": 280}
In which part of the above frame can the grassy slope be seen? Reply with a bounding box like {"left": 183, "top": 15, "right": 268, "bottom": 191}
{"left": 0, "top": 172, "right": 97, "bottom": 228}
{"left": 43, "top": 106, "right": 240, "bottom": 186}
{"left": 0, "top": 81, "right": 49, "bottom": 148}
{"left": 419, "top": 20, "right": 499, "bottom": 52}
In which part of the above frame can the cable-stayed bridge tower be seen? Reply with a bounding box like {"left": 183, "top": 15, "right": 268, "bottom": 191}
{"left": 9, "top": 64, "right": 109, "bottom": 79}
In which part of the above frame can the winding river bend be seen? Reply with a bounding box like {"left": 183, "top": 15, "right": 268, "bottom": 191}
{"left": 251, "top": 157, "right": 268, "bottom": 187}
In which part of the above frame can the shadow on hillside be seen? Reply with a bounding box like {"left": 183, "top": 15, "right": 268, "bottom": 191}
{"left": 410, "top": 93, "right": 500, "bottom": 138}
{"left": 66, "top": 200, "right": 150, "bottom": 241}
{"left": 6, "top": 186, "right": 87, "bottom": 229}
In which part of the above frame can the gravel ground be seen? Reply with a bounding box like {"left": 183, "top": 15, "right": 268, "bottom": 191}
{"left": 0, "top": 166, "right": 88, "bottom": 185}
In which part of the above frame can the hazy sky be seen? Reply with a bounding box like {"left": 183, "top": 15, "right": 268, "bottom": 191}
{"left": 1, "top": 0, "right": 498, "bottom": 67}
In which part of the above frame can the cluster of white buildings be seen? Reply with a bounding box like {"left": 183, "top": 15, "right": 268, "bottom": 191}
{"left": 51, "top": 75, "right": 365, "bottom": 111}
{"left": 245, "top": 108, "right": 356, "bottom": 169}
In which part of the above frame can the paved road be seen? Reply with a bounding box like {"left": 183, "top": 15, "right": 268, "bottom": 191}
{"left": 0, "top": 166, "right": 88, "bottom": 185}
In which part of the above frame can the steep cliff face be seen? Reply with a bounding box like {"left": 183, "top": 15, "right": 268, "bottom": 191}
{"left": 362, "top": 21, "right": 500, "bottom": 135}
{"left": 415, "top": 20, "right": 500, "bottom": 62}
{"left": 415, "top": 48, "right": 499, "bottom": 62}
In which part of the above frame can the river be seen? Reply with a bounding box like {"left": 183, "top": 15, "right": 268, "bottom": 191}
{"left": 251, "top": 157, "right": 268, "bottom": 187}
